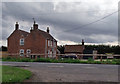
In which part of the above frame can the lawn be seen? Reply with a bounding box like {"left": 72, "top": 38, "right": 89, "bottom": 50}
{"left": 1, "top": 65, "right": 32, "bottom": 83}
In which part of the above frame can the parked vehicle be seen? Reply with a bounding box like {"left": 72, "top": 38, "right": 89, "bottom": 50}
{"left": 61, "top": 54, "right": 78, "bottom": 59}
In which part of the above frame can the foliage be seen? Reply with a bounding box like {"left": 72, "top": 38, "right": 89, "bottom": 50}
{"left": 0, "top": 46, "right": 7, "bottom": 51}
{"left": 57, "top": 45, "right": 65, "bottom": 54}
{"left": 88, "top": 58, "right": 94, "bottom": 63}
{"left": 2, "top": 57, "right": 120, "bottom": 65}
{"left": 2, "top": 65, "right": 32, "bottom": 83}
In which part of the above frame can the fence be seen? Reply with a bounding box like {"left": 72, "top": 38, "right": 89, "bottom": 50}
{"left": 59, "top": 54, "right": 120, "bottom": 61}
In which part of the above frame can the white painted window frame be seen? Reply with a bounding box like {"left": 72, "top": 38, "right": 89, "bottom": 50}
{"left": 20, "top": 38, "right": 24, "bottom": 45}
{"left": 19, "top": 49, "right": 24, "bottom": 56}
{"left": 26, "top": 49, "right": 31, "bottom": 54}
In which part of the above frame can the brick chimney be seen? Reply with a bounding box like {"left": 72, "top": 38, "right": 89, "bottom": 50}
{"left": 33, "top": 21, "right": 38, "bottom": 30}
{"left": 15, "top": 22, "right": 19, "bottom": 30}
{"left": 47, "top": 27, "right": 49, "bottom": 33}
{"left": 82, "top": 39, "right": 84, "bottom": 45}
{"left": 30, "top": 27, "right": 33, "bottom": 32}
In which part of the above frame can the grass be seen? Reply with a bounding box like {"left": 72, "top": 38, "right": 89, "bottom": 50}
{"left": 0, "top": 65, "right": 2, "bottom": 83}
{"left": 1, "top": 65, "right": 32, "bottom": 83}
{"left": 2, "top": 57, "right": 120, "bottom": 65}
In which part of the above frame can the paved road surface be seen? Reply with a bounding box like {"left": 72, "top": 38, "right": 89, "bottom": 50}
{"left": 1, "top": 61, "right": 120, "bottom": 83}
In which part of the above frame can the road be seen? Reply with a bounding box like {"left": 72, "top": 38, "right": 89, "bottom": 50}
{"left": 1, "top": 61, "right": 120, "bottom": 83}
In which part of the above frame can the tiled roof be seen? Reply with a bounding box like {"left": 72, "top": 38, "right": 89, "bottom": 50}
{"left": 18, "top": 29, "right": 57, "bottom": 41}
{"left": 19, "top": 30, "right": 29, "bottom": 37}
{"left": 64, "top": 45, "right": 84, "bottom": 53}
{"left": 38, "top": 29, "right": 57, "bottom": 41}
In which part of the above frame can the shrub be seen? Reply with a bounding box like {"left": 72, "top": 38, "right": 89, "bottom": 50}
{"left": 20, "top": 58, "right": 31, "bottom": 62}
{"left": 94, "top": 61, "right": 101, "bottom": 64}
{"left": 105, "top": 59, "right": 112, "bottom": 64}
{"left": 35, "top": 58, "right": 51, "bottom": 62}
{"left": 2, "top": 57, "right": 120, "bottom": 65}
{"left": 88, "top": 58, "right": 94, "bottom": 63}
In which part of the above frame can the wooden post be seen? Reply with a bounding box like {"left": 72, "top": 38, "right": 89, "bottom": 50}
{"left": 100, "top": 56, "right": 102, "bottom": 62}
{"left": 35, "top": 55, "right": 37, "bottom": 59}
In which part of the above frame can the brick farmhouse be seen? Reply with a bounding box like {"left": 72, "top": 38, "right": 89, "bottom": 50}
{"left": 7, "top": 22, "right": 57, "bottom": 59}
{"left": 64, "top": 40, "right": 85, "bottom": 59}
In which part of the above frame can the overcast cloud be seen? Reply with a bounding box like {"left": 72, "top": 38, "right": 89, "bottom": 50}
{"left": 1, "top": 0, "right": 120, "bottom": 46}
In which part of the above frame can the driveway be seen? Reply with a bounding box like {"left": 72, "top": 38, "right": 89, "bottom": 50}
{"left": 1, "top": 61, "right": 120, "bottom": 83}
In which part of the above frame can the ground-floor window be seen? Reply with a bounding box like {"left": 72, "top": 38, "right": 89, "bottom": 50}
{"left": 19, "top": 49, "right": 24, "bottom": 56}
{"left": 48, "top": 50, "right": 52, "bottom": 57}
{"left": 26, "top": 49, "right": 31, "bottom": 57}
{"left": 53, "top": 51, "right": 56, "bottom": 57}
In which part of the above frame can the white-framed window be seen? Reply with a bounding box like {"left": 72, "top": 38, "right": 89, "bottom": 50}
{"left": 48, "top": 50, "right": 50, "bottom": 57}
{"left": 20, "top": 38, "right": 24, "bottom": 45}
{"left": 50, "top": 51, "right": 52, "bottom": 57}
{"left": 50, "top": 41, "right": 53, "bottom": 46}
{"left": 26, "top": 49, "right": 31, "bottom": 53}
{"left": 19, "top": 49, "right": 24, "bottom": 56}
{"left": 54, "top": 51, "right": 56, "bottom": 56}
{"left": 26, "top": 49, "right": 31, "bottom": 57}
{"left": 53, "top": 48, "right": 56, "bottom": 57}
{"left": 54, "top": 42, "right": 56, "bottom": 47}
{"left": 48, "top": 50, "right": 52, "bottom": 57}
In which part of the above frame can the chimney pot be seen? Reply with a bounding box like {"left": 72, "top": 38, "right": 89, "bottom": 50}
{"left": 15, "top": 22, "right": 19, "bottom": 30}
{"left": 47, "top": 27, "right": 49, "bottom": 33}
{"left": 30, "top": 27, "right": 33, "bottom": 32}
{"left": 33, "top": 23, "right": 38, "bottom": 30}
{"left": 82, "top": 39, "right": 84, "bottom": 45}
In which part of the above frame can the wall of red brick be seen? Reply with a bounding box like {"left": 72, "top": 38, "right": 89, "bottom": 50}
{"left": 24, "top": 30, "right": 46, "bottom": 54}
{"left": 8, "top": 30, "right": 22, "bottom": 55}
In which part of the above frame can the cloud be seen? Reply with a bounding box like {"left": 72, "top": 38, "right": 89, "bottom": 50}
{"left": 2, "top": 1, "right": 119, "bottom": 46}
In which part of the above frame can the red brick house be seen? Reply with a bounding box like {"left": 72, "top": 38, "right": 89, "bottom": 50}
{"left": 7, "top": 22, "right": 57, "bottom": 59}
{"left": 64, "top": 40, "right": 85, "bottom": 54}
{"left": 64, "top": 40, "right": 85, "bottom": 59}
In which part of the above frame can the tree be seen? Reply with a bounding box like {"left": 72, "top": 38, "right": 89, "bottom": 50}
{"left": 57, "top": 45, "right": 65, "bottom": 54}
{"left": 0, "top": 46, "right": 7, "bottom": 51}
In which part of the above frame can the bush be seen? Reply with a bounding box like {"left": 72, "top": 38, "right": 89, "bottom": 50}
{"left": 94, "top": 61, "right": 101, "bottom": 64}
{"left": 105, "top": 59, "right": 112, "bottom": 64}
{"left": 2, "top": 57, "right": 120, "bottom": 65}
{"left": 112, "top": 59, "right": 120, "bottom": 65}
{"left": 34, "top": 58, "right": 51, "bottom": 62}
{"left": 88, "top": 58, "right": 94, "bottom": 63}
{"left": 20, "top": 58, "right": 31, "bottom": 62}
{"left": 79, "top": 61, "right": 88, "bottom": 64}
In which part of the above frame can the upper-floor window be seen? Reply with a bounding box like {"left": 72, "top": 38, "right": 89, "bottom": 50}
{"left": 54, "top": 42, "right": 56, "bottom": 47}
{"left": 50, "top": 41, "right": 52, "bottom": 46}
{"left": 48, "top": 40, "right": 53, "bottom": 47}
{"left": 20, "top": 38, "right": 24, "bottom": 45}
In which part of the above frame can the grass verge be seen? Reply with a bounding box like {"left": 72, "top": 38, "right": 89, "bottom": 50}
{"left": 2, "top": 57, "right": 120, "bottom": 65}
{"left": 1, "top": 65, "right": 32, "bottom": 83}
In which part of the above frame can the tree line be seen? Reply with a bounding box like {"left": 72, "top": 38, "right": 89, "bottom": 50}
{"left": 0, "top": 46, "right": 7, "bottom": 51}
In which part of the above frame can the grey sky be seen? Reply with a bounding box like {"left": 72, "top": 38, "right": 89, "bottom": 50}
{"left": 1, "top": 0, "right": 120, "bottom": 46}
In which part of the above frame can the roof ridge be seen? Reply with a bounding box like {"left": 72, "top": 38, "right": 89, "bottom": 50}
{"left": 19, "top": 29, "right": 29, "bottom": 34}
{"left": 38, "top": 29, "right": 56, "bottom": 41}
